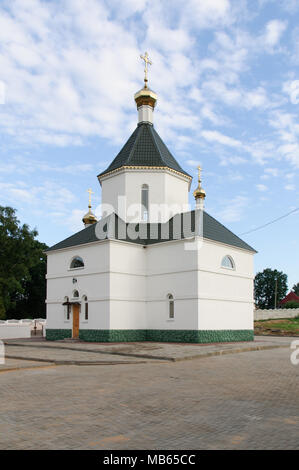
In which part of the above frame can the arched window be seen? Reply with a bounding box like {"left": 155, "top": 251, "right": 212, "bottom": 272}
{"left": 64, "top": 296, "right": 71, "bottom": 321}
{"left": 82, "top": 295, "right": 88, "bottom": 321}
{"left": 70, "top": 256, "right": 84, "bottom": 269}
{"left": 141, "top": 184, "right": 149, "bottom": 221}
{"left": 167, "top": 294, "right": 174, "bottom": 319}
{"left": 221, "top": 255, "right": 235, "bottom": 269}
{"left": 73, "top": 290, "right": 79, "bottom": 298}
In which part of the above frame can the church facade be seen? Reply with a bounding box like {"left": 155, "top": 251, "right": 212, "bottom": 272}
{"left": 45, "top": 55, "right": 256, "bottom": 343}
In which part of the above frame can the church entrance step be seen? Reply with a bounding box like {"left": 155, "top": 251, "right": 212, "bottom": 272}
{"left": 61, "top": 338, "right": 81, "bottom": 343}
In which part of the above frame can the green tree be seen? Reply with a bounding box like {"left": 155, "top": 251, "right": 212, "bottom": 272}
{"left": 292, "top": 283, "right": 299, "bottom": 296}
{"left": 6, "top": 240, "right": 47, "bottom": 319}
{"left": 254, "top": 268, "right": 288, "bottom": 309}
{"left": 0, "top": 206, "right": 47, "bottom": 319}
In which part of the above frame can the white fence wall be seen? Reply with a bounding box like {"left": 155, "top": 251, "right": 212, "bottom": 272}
{"left": 0, "top": 319, "right": 46, "bottom": 339}
{"left": 0, "top": 324, "right": 31, "bottom": 339}
{"left": 254, "top": 308, "right": 299, "bottom": 321}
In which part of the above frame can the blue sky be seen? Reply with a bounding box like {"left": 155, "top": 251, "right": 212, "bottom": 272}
{"left": 0, "top": 0, "right": 298, "bottom": 288}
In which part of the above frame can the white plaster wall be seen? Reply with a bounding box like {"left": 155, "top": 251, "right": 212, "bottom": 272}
{"left": 101, "top": 172, "right": 126, "bottom": 219}
{"left": 197, "top": 239, "right": 254, "bottom": 330}
{"left": 198, "top": 240, "right": 254, "bottom": 275}
{"left": 147, "top": 241, "right": 199, "bottom": 330}
{"left": 147, "top": 239, "right": 197, "bottom": 275}
{"left": 101, "top": 169, "right": 190, "bottom": 223}
{"left": 198, "top": 300, "right": 253, "bottom": 330}
{"left": 46, "top": 242, "right": 111, "bottom": 330}
{"left": 164, "top": 172, "right": 189, "bottom": 214}
{"left": 0, "top": 325, "right": 31, "bottom": 339}
{"left": 47, "top": 242, "right": 110, "bottom": 274}
{"left": 109, "top": 241, "right": 147, "bottom": 329}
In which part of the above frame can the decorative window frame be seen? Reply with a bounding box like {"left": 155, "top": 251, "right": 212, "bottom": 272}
{"left": 63, "top": 296, "right": 71, "bottom": 323}
{"left": 72, "top": 289, "right": 80, "bottom": 300}
{"left": 82, "top": 295, "right": 89, "bottom": 323}
{"left": 221, "top": 255, "right": 235, "bottom": 270}
{"left": 141, "top": 184, "right": 149, "bottom": 222}
{"left": 166, "top": 293, "right": 175, "bottom": 321}
{"left": 69, "top": 256, "right": 85, "bottom": 271}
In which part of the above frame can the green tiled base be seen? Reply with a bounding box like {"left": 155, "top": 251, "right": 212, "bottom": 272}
{"left": 79, "top": 329, "right": 148, "bottom": 342}
{"left": 147, "top": 329, "right": 254, "bottom": 343}
{"left": 46, "top": 329, "right": 72, "bottom": 341}
{"left": 46, "top": 328, "right": 253, "bottom": 343}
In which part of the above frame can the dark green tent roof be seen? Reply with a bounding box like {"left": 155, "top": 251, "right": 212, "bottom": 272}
{"left": 98, "top": 123, "right": 191, "bottom": 178}
{"left": 46, "top": 211, "right": 256, "bottom": 253}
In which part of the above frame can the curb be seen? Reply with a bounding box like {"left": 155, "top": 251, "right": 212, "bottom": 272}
{"left": 4, "top": 343, "right": 289, "bottom": 365}
{"left": 4, "top": 354, "right": 149, "bottom": 366}
{"left": 169, "top": 343, "right": 288, "bottom": 362}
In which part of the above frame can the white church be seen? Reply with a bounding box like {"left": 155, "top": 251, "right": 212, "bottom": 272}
{"left": 45, "top": 53, "right": 256, "bottom": 344}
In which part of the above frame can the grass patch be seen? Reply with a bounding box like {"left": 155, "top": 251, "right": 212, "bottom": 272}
{"left": 254, "top": 317, "right": 299, "bottom": 336}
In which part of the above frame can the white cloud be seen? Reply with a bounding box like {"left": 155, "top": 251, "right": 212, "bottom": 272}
{"left": 201, "top": 105, "right": 225, "bottom": 125}
{"left": 243, "top": 87, "right": 268, "bottom": 109}
{"left": 146, "top": 23, "right": 193, "bottom": 53}
{"left": 227, "top": 171, "right": 244, "bottom": 181}
{"left": 0, "top": 180, "right": 75, "bottom": 212}
{"left": 261, "top": 167, "right": 279, "bottom": 178}
{"left": 186, "top": 159, "right": 202, "bottom": 168}
{"left": 201, "top": 130, "right": 242, "bottom": 148}
{"left": 285, "top": 184, "right": 295, "bottom": 191}
{"left": 217, "top": 195, "right": 249, "bottom": 222}
{"left": 0, "top": 81, "right": 5, "bottom": 104}
{"left": 65, "top": 208, "right": 86, "bottom": 233}
{"left": 106, "top": 0, "right": 148, "bottom": 20}
{"left": 283, "top": 80, "right": 299, "bottom": 104}
{"left": 0, "top": 155, "right": 94, "bottom": 176}
{"left": 269, "top": 111, "right": 299, "bottom": 167}
{"left": 264, "top": 19, "right": 287, "bottom": 47}
{"left": 219, "top": 156, "right": 247, "bottom": 166}
{"left": 256, "top": 184, "right": 268, "bottom": 192}
{"left": 180, "top": 0, "right": 232, "bottom": 29}
{"left": 0, "top": 0, "right": 142, "bottom": 145}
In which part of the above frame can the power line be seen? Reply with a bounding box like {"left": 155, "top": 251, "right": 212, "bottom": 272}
{"left": 240, "top": 207, "right": 299, "bottom": 236}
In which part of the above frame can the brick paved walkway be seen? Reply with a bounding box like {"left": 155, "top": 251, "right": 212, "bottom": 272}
{"left": 3, "top": 335, "right": 290, "bottom": 363}
{"left": 0, "top": 345, "right": 298, "bottom": 450}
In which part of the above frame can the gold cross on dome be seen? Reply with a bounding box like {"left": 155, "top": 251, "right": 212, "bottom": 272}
{"left": 197, "top": 165, "right": 202, "bottom": 183}
{"left": 140, "top": 51, "right": 152, "bottom": 87}
{"left": 87, "top": 188, "right": 94, "bottom": 207}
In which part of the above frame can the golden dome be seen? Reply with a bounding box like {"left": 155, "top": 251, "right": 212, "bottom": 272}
{"left": 134, "top": 87, "right": 157, "bottom": 109}
{"left": 82, "top": 188, "right": 97, "bottom": 226}
{"left": 193, "top": 166, "right": 206, "bottom": 200}
{"left": 193, "top": 186, "right": 206, "bottom": 199}
{"left": 82, "top": 208, "right": 97, "bottom": 226}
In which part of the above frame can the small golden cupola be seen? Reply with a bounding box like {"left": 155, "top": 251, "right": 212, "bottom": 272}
{"left": 134, "top": 52, "right": 157, "bottom": 125}
{"left": 82, "top": 188, "right": 97, "bottom": 227}
{"left": 193, "top": 166, "right": 206, "bottom": 210}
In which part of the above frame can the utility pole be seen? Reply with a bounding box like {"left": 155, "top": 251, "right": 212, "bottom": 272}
{"left": 274, "top": 278, "right": 278, "bottom": 309}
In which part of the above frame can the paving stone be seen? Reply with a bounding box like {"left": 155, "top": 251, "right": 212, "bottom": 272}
{"left": 0, "top": 347, "right": 298, "bottom": 450}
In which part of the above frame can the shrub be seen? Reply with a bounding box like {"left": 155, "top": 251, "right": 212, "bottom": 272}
{"left": 281, "top": 301, "right": 299, "bottom": 309}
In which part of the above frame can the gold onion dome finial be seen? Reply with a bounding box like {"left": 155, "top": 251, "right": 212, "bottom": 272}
{"left": 134, "top": 51, "right": 157, "bottom": 109}
{"left": 193, "top": 165, "right": 206, "bottom": 201}
{"left": 82, "top": 188, "right": 97, "bottom": 226}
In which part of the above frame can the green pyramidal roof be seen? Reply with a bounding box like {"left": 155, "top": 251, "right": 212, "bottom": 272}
{"left": 98, "top": 123, "right": 191, "bottom": 178}
{"left": 46, "top": 211, "right": 256, "bottom": 253}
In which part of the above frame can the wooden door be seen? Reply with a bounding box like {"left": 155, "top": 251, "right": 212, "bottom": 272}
{"left": 72, "top": 304, "right": 79, "bottom": 339}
